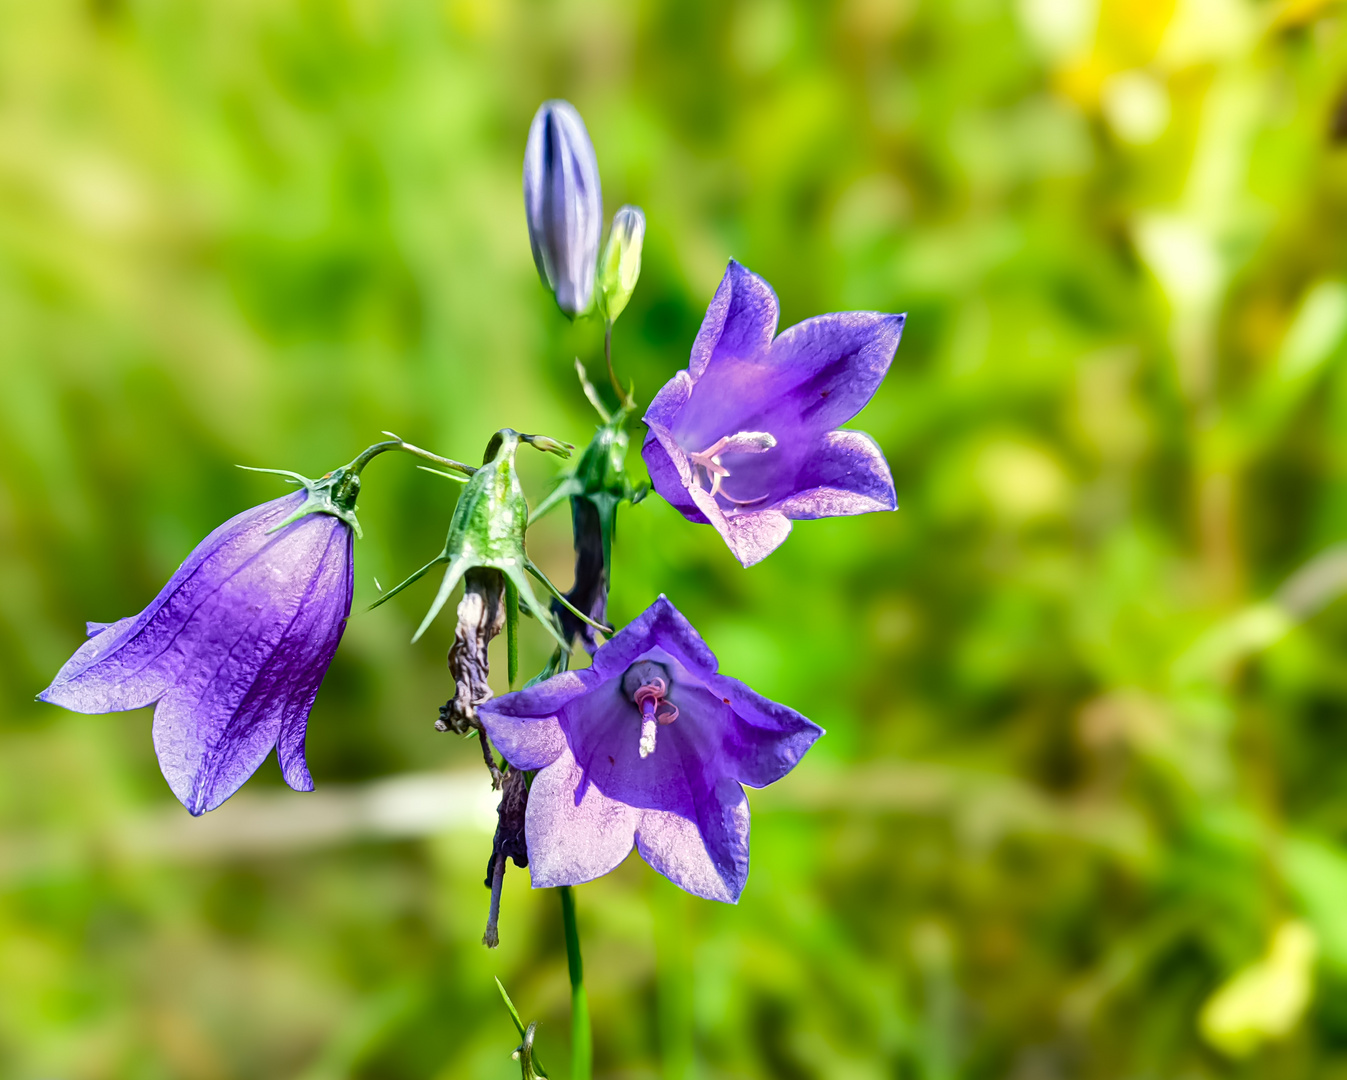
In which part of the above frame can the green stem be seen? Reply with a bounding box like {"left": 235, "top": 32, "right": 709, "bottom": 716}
{"left": 505, "top": 576, "right": 520, "bottom": 689}
{"left": 604, "top": 321, "right": 621, "bottom": 405}
{"left": 559, "top": 886, "right": 592, "bottom": 1080}
{"left": 375, "top": 431, "right": 476, "bottom": 477}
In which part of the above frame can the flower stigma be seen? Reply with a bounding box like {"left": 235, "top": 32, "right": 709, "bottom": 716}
{"left": 686, "top": 431, "right": 776, "bottom": 506}
{"left": 622, "top": 660, "right": 679, "bottom": 759}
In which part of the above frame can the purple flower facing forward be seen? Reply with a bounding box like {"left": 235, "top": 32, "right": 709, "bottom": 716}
{"left": 642, "top": 260, "right": 905, "bottom": 567}
{"left": 39, "top": 486, "right": 354, "bottom": 815}
{"left": 478, "top": 596, "right": 822, "bottom": 903}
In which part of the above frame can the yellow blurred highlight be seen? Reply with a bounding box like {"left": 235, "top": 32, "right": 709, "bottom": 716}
{"left": 1199, "top": 921, "right": 1318, "bottom": 1057}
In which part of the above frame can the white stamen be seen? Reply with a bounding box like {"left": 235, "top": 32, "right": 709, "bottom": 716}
{"left": 687, "top": 430, "right": 777, "bottom": 506}
{"left": 639, "top": 714, "right": 658, "bottom": 758}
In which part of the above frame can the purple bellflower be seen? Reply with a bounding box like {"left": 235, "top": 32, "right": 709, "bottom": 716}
{"left": 524, "top": 99, "right": 602, "bottom": 317}
{"left": 478, "top": 595, "right": 822, "bottom": 903}
{"left": 39, "top": 477, "right": 357, "bottom": 816}
{"left": 642, "top": 260, "right": 905, "bottom": 567}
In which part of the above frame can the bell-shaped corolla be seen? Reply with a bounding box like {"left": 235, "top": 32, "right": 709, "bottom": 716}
{"left": 642, "top": 260, "right": 905, "bottom": 567}
{"left": 39, "top": 473, "right": 360, "bottom": 815}
{"left": 479, "top": 596, "right": 822, "bottom": 903}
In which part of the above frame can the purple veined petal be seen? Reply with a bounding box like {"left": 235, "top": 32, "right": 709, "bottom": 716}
{"left": 273, "top": 525, "right": 354, "bottom": 794}
{"left": 561, "top": 661, "right": 749, "bottom": 901}
{"left": 587, "top": 595, "right": 718, "bottom": 682}
{"left": 635, "top": 775, "right": 749, "bottom": 903}
{"left": 524, "top": 742, "right": 641, "bottom": 888}
{"left": 642, "top": 370, "right": 709, "bottom": 525}
{"left": 687, "top": 259, "right": 779, "bottom": 382}
{"left": 702, "top": 671, "right": 824, "bottom": 788}
{"left": 149, "top": 514, "right": 351, "bottom": 814}
{"left": 483, "top": 595, "right": 818, "bottom": 903}
{"left": 762, "top": 311, "right": 906, "bottom": 435}
{"left": 776, "top": 428, "right": 897, "bottom": 521}
{"left": 40, "top": 493, "right": 307, "bottom": 713}
{"left": 674, "top": 309, "right": 904, "bottom": 454}
{"left": 687, "top": 499, "right": 793, "bottom": 569}
{"left": 479, "top": 670, "right": 594, "bottom": 771}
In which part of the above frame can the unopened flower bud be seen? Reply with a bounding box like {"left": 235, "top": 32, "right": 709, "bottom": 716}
{"left": 597, "top": 205, "right": 645, "bottom": 323}
{"left": 523, "top": 100, "right": 602, "bottom": 317}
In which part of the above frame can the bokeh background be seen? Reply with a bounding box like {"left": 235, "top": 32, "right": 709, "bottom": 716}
{"left": 3, "top": 0, "right": 1347, "bottom": 1076}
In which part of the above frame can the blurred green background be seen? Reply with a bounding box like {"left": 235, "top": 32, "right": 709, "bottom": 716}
{"left": 4, "top": 0, "right": 1347, "bottom": 1076}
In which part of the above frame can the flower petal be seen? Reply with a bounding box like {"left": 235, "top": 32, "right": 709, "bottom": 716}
{"left": 642, "top": 370, "right": 709, "bottom": 525}
{"left": 588, "top": 595, "right": 718, "bottom": 682}
{"left": 708, "top": 506, "right": 794, "bottom": 569}
{"left": 563, "top": 670, "right": 748, "bottom": 900}
{"left": 635, "top": 777, "right": 749, "bottom": 903}
{"left": 150, "top": 517, "right": 351, "bottom": 814}
{"left": 703, "top": 672, "right": 824, "bottom": 788}
{"left": 777, "top": 429, "right": 897, "bottom": 521}
{"left": 39, "top": 493, "right": 306, "bottom": 713}
{"left": 274, "top": 529, "right": 355, "bottom": 794}
{"left": 764, "top": 311, "right": 905, "bottom": 435}
{"left": 688, "top": 259, "right": 779, "bottom": 382}
{"left": 525, "top": 743, "right": 640, "bottom": 888}
{"left": 478, "top": 670, "right": 594, "bottom": 770}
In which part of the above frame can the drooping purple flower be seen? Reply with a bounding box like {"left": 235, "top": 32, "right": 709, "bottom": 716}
{"left": 523, "top": 99, "right": 603, "bottom": 317}
{"left": 642, "top": 260, "right": 905, "bottom": 567}
{"left": 478, "top": 595, "right": 822, "bottom": 903}
{"left": 39, "top": 485, "right": 354, "bottom": 816}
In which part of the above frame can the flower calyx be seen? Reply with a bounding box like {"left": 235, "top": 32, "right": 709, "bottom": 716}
{"left": 372, "top": 428, "right": 607, "bottom": 650}
{"left": 531, "top": 363, "right": 648, "bottom": 652}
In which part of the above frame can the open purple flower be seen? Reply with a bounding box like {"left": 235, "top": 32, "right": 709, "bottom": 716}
{"left": 39, "top": 483, "right": 355, "bottom": 815}
{"left": 642, "top": 260, "right": 905, "bottom": 567}
{"left": 478, "top": 595, "right": 822, "bottom": 903}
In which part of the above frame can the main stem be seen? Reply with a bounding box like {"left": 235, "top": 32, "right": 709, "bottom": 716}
{"left": 560, "top": 886, "right": 592, "bottom": 1080}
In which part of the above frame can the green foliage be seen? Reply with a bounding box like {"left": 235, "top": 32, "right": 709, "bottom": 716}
{"left": 4, "top": 0, "right": 1347, "bottom": 1077}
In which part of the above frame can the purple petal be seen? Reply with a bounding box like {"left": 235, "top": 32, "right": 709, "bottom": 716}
{"left": 635, "top": 778, "right": 749, "bottom": 903}
{"left": 524, "top": 743, "right": 640, "bottom": 887}
{"left": 40, "top": 493, "right": 307, "bottom": 713}
{"left": 707, "top": 506, "right": 794, "bottom": 569}
{"left": 703, "top": 671, "right": 824, "bottom": 788}
{"left": 563, "top": 666, "right": 749, "bottom": 901}
{"left": 478, "top": 670, "right": 594, "bottom": 770}
{"left": 688, "top": 260, "right": 779, "bottom": 382}
{"left": 588, "top": 595, "right": 718, "bottom": 682}
{"left": 777, "top": 429, "right": 897, "bottom": 521}
{"left": 766, "top": 311, "right": 905, "bottom": 435}
{"left": 671, "top": 280, "right": 902, "bottom": 454}
{"left": 642, "top": 370, "right": 709, "bottom": 525}
{"left": 149, "top": 515, "right": 351, "bottom": 814}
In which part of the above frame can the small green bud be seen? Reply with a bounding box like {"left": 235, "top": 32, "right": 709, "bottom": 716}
{"left": 596, "top": 205, "right": 645, "bottom": 323}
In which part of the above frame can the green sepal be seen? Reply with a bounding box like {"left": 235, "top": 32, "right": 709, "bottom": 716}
{"left": 372, "top": 429, "right": 610, "bottom": 647}
{"left": 495, "top": 978, "right": 548, "bottom": 1079}
{"left": 531, "top": 406, "right": 644, "bottom": 574}
{"left": 239, "top": 464, "right": 365, "bottom": 538}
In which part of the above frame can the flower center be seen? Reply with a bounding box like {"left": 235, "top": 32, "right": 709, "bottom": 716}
{"left": 686, "top": 431, "right": 776, "bottom": 506}
{"left": 622, "top": 660, "right": 679, "bottom": 759}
